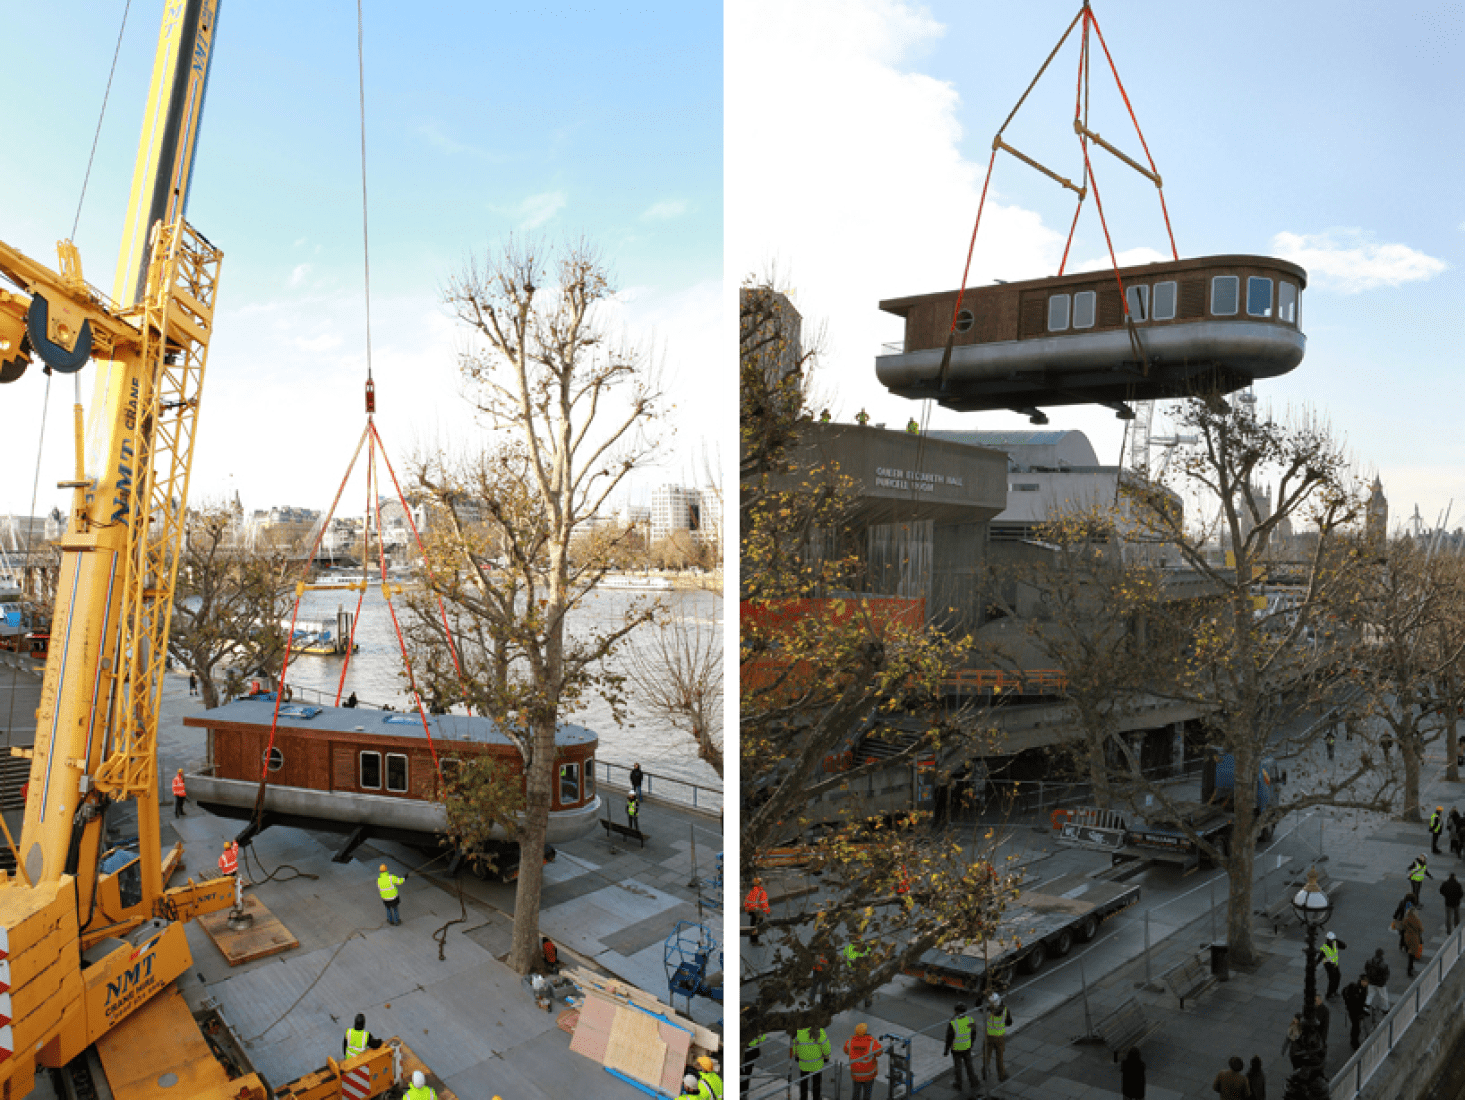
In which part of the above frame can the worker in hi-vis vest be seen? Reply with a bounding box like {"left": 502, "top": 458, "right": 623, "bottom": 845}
{"left": 405, "top": 1070, "right": 436, "bottom": 1100}
{"left": 218, "top": 842, "right": 239, "bottom": 877}
{"left": 791, "top": 1025, "right": 831, "bottom": 1100}
{"left": 378, "top": 863, "right": 406, "bottom": 926}
{"left": 983, "top": 993, "right": 1013, "bottom": 1082}
{"left": 172, "top": 768, "right": 188, "bottom": 817}
{"left": 343, "top": 1013, "right": 381, "bottom": 1058}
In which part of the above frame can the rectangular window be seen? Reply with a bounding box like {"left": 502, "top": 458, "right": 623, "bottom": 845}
{"left": 1247, "top": 277, "right": 1273, "bottom": 318}
{"left": 1125, "top": 284, "right": 1149, "bottom": 322}
{"left": 1072, "top": 290, "right": 1096, "bottom": 329}
{"left": 1011, "top": 483, "right": 1041, "bottom": 492}
{"left": 359, "top": 751, "right": 381, "bottom": 790}
{"left": 386, "top": 753, "right": 408, "bottom": 793}
{"left": 1211, "top": 275, "right": 1240, "bottom": 316}
{"left": 1279, "top": 281, "right": 1298, "bottom": 324}
{"left": 584, "top": 757, "right": 596, "bottom": 798}
{"left": 1047, "top": 294, "right": 1071, "bottom": 332}
{"left": 1152, "top": 281, "right": 1177, "bottom": 320}
{"left": 559, "top": 762, "right": 580, "bottom": 805}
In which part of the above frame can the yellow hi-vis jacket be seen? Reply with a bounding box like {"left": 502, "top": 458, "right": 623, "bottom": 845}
{"left": 345, "top": 1027, "right": 370, "bottom": 1057}
{"left": 378, "top": 871, "right": 404, "bottom": 900}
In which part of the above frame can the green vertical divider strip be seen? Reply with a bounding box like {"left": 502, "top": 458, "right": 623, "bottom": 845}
{"left": 723, "top": 0, "right": 738, "bottom": 1089}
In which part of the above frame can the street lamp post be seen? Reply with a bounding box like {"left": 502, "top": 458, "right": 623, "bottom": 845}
{"left": 1284, "top": 866, "right": 1333, "bottom": 1100}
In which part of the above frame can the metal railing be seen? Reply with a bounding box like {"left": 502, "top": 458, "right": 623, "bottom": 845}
{"left": 1330, "top": 921, "right": 1465, "bottom": 1099}
{"left": 973, "top": 755, "right": 1207, "bottom": 819}
{"left": 596, "top": 759, "right": 722, "bottom": 817}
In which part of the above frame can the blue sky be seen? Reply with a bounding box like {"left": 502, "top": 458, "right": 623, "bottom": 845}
{"left": 729, "top": 0, "right": 1464, "bottom": 531}
{"left": 0, "top": 2, "right": 722, "bottom": 519}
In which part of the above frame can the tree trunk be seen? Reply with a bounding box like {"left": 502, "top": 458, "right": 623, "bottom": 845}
{"left": 198, "top": 664, "right": 221, "bottom": 710}
{"left": 1225, "top": 749, "right": 1260, "bottom": 967}
{"left": 1400, "top": 715, "right": 1423, "bottom": 822}
{"left": 1086, "top": 728, "right": 1112, "bottom": 809}
{"left": 508, "top": 710, "right": 556, "bottom": 974}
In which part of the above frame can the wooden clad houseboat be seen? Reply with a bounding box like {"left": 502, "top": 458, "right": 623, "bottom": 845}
{"left": 877, "top": 255, "right": 1307, "bottom": 418}
{"left": 183, "top": 696, "right": 601, "bottom": 871}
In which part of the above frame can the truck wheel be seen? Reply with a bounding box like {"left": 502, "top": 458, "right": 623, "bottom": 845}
{"left": 1020, "top": 942, "right": 1047, "bottom": 974}
{"left": 1051, "top": 929, "right": 1074, "bottom": 957}
{"left": 1075, "top": 915, "right": 1099, "bottom": 943}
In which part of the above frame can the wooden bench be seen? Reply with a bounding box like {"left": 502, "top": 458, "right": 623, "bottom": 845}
{"left": 1094, "top": 996, "right": 1161, "bottom": 1062}
{"left": 1165, "top": 954, "right": 1215, "bottom": 1010}
{"left": 600, "top": 818, "right": 646, "bottom": 848}
{"left": 1259, "top": 869, "right": 1343, "bottom": 934}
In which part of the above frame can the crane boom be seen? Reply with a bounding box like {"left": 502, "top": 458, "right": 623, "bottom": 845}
{"left": 0, "top": 4, "right": 265, "bottom": 1094}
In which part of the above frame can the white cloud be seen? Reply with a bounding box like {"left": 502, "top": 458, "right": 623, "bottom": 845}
{"left": 642, "top": 199, "right": 690, "bottom": 221}
{"left": 287, "top": 263, "right": 311, "bottom": 288}
{"left": 1272, "top": 229, "right": 1447, "bottom": 293}
{"left": 1069, "top": 246, "right": 1173, "bottom": 274}
{"left": 728, "top": 0, "right": 1065, "bottom": 421}
{"left": 516, "top": 190, "right": 566, "bottom": 229}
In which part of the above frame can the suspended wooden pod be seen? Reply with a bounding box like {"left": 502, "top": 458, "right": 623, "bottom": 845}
{"left": 877, "top": 255, "right": 1306, "bottom": 421}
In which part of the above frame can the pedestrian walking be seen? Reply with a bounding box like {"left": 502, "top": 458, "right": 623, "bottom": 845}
{"left": 188, "top": 672, "right": 197, "bottom": 696}
{"left": 1246, "top": 1055, "right": 1266, "bottom": 1100}
{"left": 1120, "top": 1047, "right": 1146, "bottom": 1100}
{"left": 1312, "top": 995, "right": 1330, "bottom": 1049}
{"left": 744, "top": 877, "right": 770, "bottom": 945}
{"left": 790, "top": 1025, "right": 830, "bottom": 1100}
{"left": 842, "top": 1023, "right": 882, "bottom": 1100}
{"left": 1341, "top": 976, "right": 1369, "bottom": 1050}
{"left": 377, "top": 863, "right": 405, "bottom": 926}
{"left": 172, "top": 768, "right": 188, "bottom": 817}
{"left": 626, "top": 790, "right": 641, "bottom": 832}
{"left": 630, "top": 762, "right": 643, "bottom": 799}
{"left": 1402, "top": 907, "right": 1424, "bottom": 977}
{"left": 1326, "top": 729, "right": 1336, "bottom": 761}
{"left": 1381, "top": 733, "right": 1394, "bottom": 760}
{"left": 1408, "top": 854, "right": 1432, "bottom": 901}
{"left": 1321, "top": 931, "right": 1347, "bottom": 999}
{"left": 1213, "top": 1055, "right": 1251, "bottom": 1099}
{"left": 1393, "top": 894, "right": 1418, "bottom": 953}
{"left": 982, "top": 994, "right": 1012, "bottom": 1083}
{"left": 1364, "top": 948, "right": 1391, "bottom": 1016}
{"left": 1430, "top": 807, "right": 1445, "bottom": 854}
{"left": 1441, "top": 872, "right": 1463, "bottom": 933}
{"left": 943, "top": 1003, "right": 976, "bottom": 1091}
{"left": 1449, "top": 809, "right": 1463, "bottom": 857}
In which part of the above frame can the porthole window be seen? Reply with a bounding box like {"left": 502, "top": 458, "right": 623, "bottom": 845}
{"left": 386, "top": 753, "right": 408, "bottom": 793}
{"left": 560, "top": 762, "right": 580, "bottom": 805}
{"left": 955, "top": 309, "right": 975, "bottom": 334}
{"left": 360, "top": 751, "right": 381, "bottom": 789}
{"left": 1125, "top": 284, "right": 1149, "bottom": 322}
{"left": 1152, "top": 281, "right": 1177, "bottom": 321}
{"left": 1246, "top": 277, "right": 1273, "bottom": 318}
{"left": 262, "top": 747, "right": 284, "bottom": 773}
{"left": 1279, "top": 281, "right": 1298, "bottom": 324}
{"left": 1047, "top": 294, "right": 1071, "bottom": 332}
{"left": 1211, "top": 275, "right": 1240, "bottom": 316}
{"left": 1072, "top": 291, "right": 1096, "bottom": 329}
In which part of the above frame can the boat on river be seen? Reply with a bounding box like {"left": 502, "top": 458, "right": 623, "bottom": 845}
{"left": 183, "top": 696, "right": 601, "bottom": 874}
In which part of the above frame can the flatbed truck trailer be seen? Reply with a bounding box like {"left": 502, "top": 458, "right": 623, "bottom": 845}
{"left": 904, "top": 872, "right": 1140, "bottom": 992}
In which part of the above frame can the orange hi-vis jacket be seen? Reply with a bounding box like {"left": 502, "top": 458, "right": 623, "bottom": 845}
{"left": 219, "top": 844, "right": 239, "bottom": 876}
{"left": 172, "top": 773, "right": 186, "bottom": 797}
{"left": 744, "top": 885, "right": 770, "bottom": 915}
{"left": 843, "top": 1034, "right": 882, "bottom": 1082}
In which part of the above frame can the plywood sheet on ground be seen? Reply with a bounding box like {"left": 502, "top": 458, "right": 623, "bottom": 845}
{"left": 657, "top": 1017, "right": 694, "bottom": 1095}
{"left": 570, "top": 993, "right": 616, "bottom": 1063}
{"left": 197, "top": 894, "right": 300, "bottom": 964}
{"left": 603, "top": 1006, "right": 666, "bottom": 1087}
{"left": 96, "top": 984, "right": 238, "bottom": 1100}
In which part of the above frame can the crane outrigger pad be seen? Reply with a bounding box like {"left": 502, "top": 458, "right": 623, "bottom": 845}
{"left": 196, "top": 894, "right": 298, "bottom": 966}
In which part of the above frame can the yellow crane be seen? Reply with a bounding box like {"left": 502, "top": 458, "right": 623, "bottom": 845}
{"left": 0, "top": 4, "right": 398, "bottom": 1096}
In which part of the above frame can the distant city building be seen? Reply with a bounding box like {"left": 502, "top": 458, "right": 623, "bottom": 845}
{"left": 651, "top": 485, "right": 713, "bottom": 546}
{"left": 1366, "top": 476, "right": 1388, "bottom": 552}
{"left": 740, "top": 285, "right": 804, "bottom": 414}
{"left": 248, "top": 506, "right": 323, "bottom": 550}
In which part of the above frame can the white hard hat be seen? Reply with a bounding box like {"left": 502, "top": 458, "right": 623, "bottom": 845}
{"left": 684, "top": 1074, "right": 700, "bottom": 1090}
{"left": 988, "top": 993, "right": 1000, "bottom": 1007}
{"left": 1326, "top": 931, "right": 1337, "bottom": 941}
{"left": 412, "top": 1071, "right": 425, "bottom": 1088}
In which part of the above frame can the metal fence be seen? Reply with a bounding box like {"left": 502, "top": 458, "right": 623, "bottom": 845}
{"left": 1329, "top": 921, "right": 1465, "bottom": 1100}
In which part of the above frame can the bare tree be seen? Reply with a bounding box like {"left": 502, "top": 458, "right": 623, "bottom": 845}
{"left": 168, "top": 508, "right": 293, "bottom": 709}
{"left": 408, "top": 238, "right": 661, "bottom": 975}
{"left": 624, "top": 602, "right": 723, "bottom": 777}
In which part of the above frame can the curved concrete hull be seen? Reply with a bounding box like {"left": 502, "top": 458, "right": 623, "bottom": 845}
{"left": 877, "top": 320, "right": 1305, "bottom": 413}
{"left": 185, "top": 771, "right": 603, "bottom": 845}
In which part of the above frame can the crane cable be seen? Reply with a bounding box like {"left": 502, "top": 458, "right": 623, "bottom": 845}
{"left": 356, "top": 0, "right": 374, "bottom": 384}
{"left": 73, "top": 0, "right": 135, "bottom": 242}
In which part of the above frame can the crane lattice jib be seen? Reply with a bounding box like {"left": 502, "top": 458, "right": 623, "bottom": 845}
{"left": 94, "top": 221, "right": 220, "bottom": 843}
